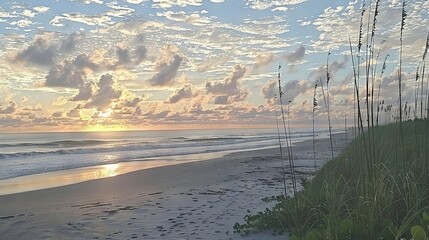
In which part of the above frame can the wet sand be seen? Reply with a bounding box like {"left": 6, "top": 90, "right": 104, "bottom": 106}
{"left": 0, "top": 132, "right": 350, "bottom": 240}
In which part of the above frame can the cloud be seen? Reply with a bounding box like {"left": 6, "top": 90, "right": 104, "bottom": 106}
{"left": 308, "top": 55, "right": 349, "bottom": 83}
{"left": 105, "top": 1, "right": 135, "bottom": 18}
{"left": 13, "top": 38, "right": 56, "bottom": 66}
{"left": 283, "top": 46, "right": 305, "bottom": 71}
{"left": 51, "top": 110, "right": 65, "bottom": 118}
{"left": 45, "top": 54, "right": 99, "bottom": 88}
{"left": 21, "top": 9, "right": 36, "bottom": 18}
{"left": 285, "top": 46, "right": 305, "bottom": 63}
{"left": 125, "top": 0, "right": 149, "bottom": 4}
{"left": 157, "top": 11, "right": 213, "bottom": 26}
{"left": 206, "top": 65, "right": 249, "bottom": 104}
{"left": 71, "top": 81, "right": 96, "bottom": 101}
{"left": 282, "top": 80, "right": 311, "bottom": 103}
{"left": 115, "top": 46, "right": 132, "bottom": 66}
{"left": 10, "top": 18, "right": 32, "bottom": 28}
{"left": 261, "top": 79, "right": 277, "bottom": 99}
{"left": 149, "top": 45, "right": 184, "bottom": 86}
{"left": 84, "top": 74, "right": 122, "bottom": 111}
{"left": 0, "top": 101, "right": 17, "bottom": 114}
{"left": 254, "top": 53, "right": 275, "bottom": 70}
{"left": 165, "top": 85, "right": 194, "bottom": 103}
{"left": 60, "top": 32, "right": 82, "bottom": 52}
{"left": 71, "top": 0, "right": 104, "bottom": 4}
{"left": 252, "top": 46, "right": 305, "bottom": 71}
{"left": 152, "top": 0, "right": 202, "bottom": 8}
{"left": 134, "top": 46, "right": 147, "bottom": 64}
{"left": 67, "top": 109, "right": 81, "bottom": 118}
{"left": 120, "top": 97, "right": 144, "bottom": 108}
{"left": 246, "top": 0, "right": 307, "bottom": 10}
{"left": 50, "top": 13, "right": 112, "bottom": 27}
{"left": 109, "top": 45, "right": 147, "bottom": 69}
{"left": 197, "top": 55, "right": 230, "bottom": 72}
{"left": 33, "top": 6, "right": 50, "bottom": 13}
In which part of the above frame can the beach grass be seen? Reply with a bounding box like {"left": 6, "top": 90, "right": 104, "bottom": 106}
{"left": 233, "top": 120, "right": 429, "bottom": 239}
{"left": 234, "top": 0, "right": 429, "bottom": 238}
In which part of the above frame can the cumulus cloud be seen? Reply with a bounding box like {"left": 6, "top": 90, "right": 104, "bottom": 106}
{"left": 284, "top": 46, "right": 306, "bottom": 71}
{"left": 252, "top": 46, "right": 306, "bottom": 71}
{"left": 283, "top": 80, "right": 311, "bottom": 103}
{"left": 165, "top": 85, "right": 194, "bottom": 103}
{"left": 33, "top": 6, "right": 50, "bottom": 13}
{"left": 134, "top": 46, "right": 147, "bottom": 65}
{"left": 149, "top": 45, "right": 183, "bottom": 86}
{"left": 109, "top": 45, "right": 147, "bottom": 69}
{"left": 13, "top": 38, "right": 56, "bottom": 66}
{"left": 0, "top": 101, "right": 17, "bottom": 114}
{"left": 45, "top": 54, "right": 99, "bottom": 88}
{"left": 115, "top": 46, "right": 132, "bottom": 66}
{"left": 253, "top": 53, "right": 275, "bottom": 70}
{"left": 60, "top": 32, "right": 82, "bottom": 52}
{"left": 261, "top": 79, "right": 277, "bottom": 99}
{"left": 71, "top": 81, "right": 96, "bottom": 101}
{"left": 308, "top": 55, "right": 349, "bottom": 83}
{"left": 84, "top": 74, "right": 122, "bottom": 111}
{"left": 11, "top": 18, "right": 32, "bottom": 28}
{"left": 206, "top": 65, "right": 249, "bottom": 104}
{"left": 67, "top": 109, "right": 81, "bottom": 118}
{"left": 285, "top": 46, "right": 305, "bottom": 63}
{"left": 51, "top": 110, "right": 65, "bottom": 118}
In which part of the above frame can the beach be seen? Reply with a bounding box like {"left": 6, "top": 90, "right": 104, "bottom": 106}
{"left": 0, "top": 132, "right": 350, "bottom": 240}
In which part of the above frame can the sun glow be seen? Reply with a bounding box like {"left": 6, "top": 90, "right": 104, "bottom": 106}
{"left": 98, "top": 163, "right": 120, "bottom": 178}
{"left": 84, "top": 124, "right": 128, "bottom": 132}
{"left": 98, "top": 109, "right": 112, "bottom": 118}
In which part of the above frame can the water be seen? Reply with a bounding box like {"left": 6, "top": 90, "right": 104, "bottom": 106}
{"left": 0, "top": 128, "right": 330, "bottom": 180}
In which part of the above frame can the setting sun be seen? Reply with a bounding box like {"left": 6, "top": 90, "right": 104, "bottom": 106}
{"left": 98, "top": 109, "right": 112, "bottom": 118}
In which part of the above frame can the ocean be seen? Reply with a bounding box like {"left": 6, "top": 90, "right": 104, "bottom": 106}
{"left": 0, "top": 128, "right": 332, "bottom": 194}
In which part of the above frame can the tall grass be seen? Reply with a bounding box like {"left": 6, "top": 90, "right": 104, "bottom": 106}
{"left": 234, "top": 0, "right": 429, "bottom": 239}
{"left": 312, "top": 83, "right": 318, "bottom": 170}
{"left": 234, "top": 121, "right": 429, "bottom": 239}
{"left": 277, "top": 65, "right": 298, "bottom": 197}
{"left": 274, "top": 93, "right": 287, "bottom": 196}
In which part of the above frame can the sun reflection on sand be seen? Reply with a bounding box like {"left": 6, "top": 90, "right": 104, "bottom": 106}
{"left": 97, "top": 163, "right": 120, "bottom": 178}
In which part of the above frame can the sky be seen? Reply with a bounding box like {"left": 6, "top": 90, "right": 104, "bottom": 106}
{"left": 0, "top": 0, "right": 428, "bottom": 132}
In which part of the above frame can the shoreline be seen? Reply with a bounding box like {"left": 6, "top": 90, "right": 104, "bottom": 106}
{"left": 0, "top": 130, "right": 345, "bottom": 196}
{"left": 0, "top": 145, "right": 278, "bottom": 196}
{"left": 0, "top": 131, "right": 351, "bottom": 239}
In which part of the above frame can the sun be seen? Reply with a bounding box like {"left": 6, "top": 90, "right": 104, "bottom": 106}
{"left": 98, "top": 109, "right": 112, "bottom": 118}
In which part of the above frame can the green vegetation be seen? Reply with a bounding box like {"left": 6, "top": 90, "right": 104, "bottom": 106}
{"left": 234, "top": 0, "right": 429, "bottom": 238}
{"left": 233, "top": 120, "right": 429, "bottom": 239}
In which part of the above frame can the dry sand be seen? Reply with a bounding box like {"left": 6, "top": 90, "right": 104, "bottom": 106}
{"left": 0, "top": 132, "right": 350, "bottom": 240}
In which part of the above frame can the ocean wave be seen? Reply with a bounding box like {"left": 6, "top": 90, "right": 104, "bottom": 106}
{"left": 0, "top": 140, "right": 115, "bottom": 148}
{"left": 184, "top": 137, "right": 245, "bottom": 142}
{"left": 0, "top": 136, "right": 276, "bottom": 160}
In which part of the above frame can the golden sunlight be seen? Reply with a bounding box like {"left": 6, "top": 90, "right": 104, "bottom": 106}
{"left": 84, "top": 124, "right": 128, "bottom": 132}
{"left": 98, "top": 109, "right": 112, "bottom": 118}
{"left": 99, "top": 163, "right": 120, "bottom": 178}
